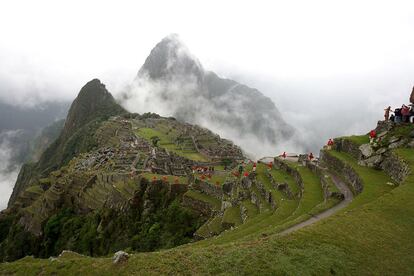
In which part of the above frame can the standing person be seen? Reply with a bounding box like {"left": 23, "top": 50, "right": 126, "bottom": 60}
{"left": 409, "top": 104, "right": 414, "bottom": 123}
{"left": 252, "top": 162, "right": 257, "bottom": 172}
{"left": 327, "top": 139, "right": 334, "bottom": 150}
{"left": 369, "top": 129, "right": 377, "bottom": 144}
{"left": 394, "top": 107, "right": 402, "bottom": 123}
{"left": 282, "top": 152, "right": 287, "bottom": 159}
{"left": 309, "top": 153, "right": 314, "bottom": 161}
{"left": 402, "top": 104, "right": 410, "bottom": 122}
{"left": 267, "top": 162, "right": 273, "bottom": 171}
{"left": 384, "top": 106, "right": 392, "bottom": 121}
{"left": 238, "top": 164, "right": 244, "bottom": 176}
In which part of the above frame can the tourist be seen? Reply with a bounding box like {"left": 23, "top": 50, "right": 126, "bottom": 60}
{"left": 327, "top": 139, "right": 334, "bottom": 150}
{"left": 252, "top": 162, "right": 257, "bottom": 172}
{"left": 281, "top": 152, "right": 287, "bottom": 159}
{"left": 384, "top": 106, "right": 392, "bottom": 121}
{"left": 390, "top": 114, "right": 395, "bottom": 122}
{"left": 238, "top": 164, "right": 244, "bottom": 175}
{"left": 409, "top": 104, "right": 414, "bottom": 123}
{"left": 401, "top": 104, "right": 410, "bottom": 123}
{"left": 268, "top": 162, "right": 273, "bottom": 170}
{"left": 369, "top": 129, "right": 377, "bottom": 144}
{"left": 309, "top": 153, "right": 314, "bottom": 161}
{"left": 394, "top": 107, "right": 402, "bottom": 123}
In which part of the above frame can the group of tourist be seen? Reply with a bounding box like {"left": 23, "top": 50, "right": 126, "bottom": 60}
{"left": 384, "top": 104, "right": 414, "bottom": 123}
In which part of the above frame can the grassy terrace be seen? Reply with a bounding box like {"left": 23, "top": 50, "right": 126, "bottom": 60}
{"left": 327, "top": 150, "right": 393, "bottom": 207}
{"left": 135, "top": 127, "right": 208, "bottom": 162}
{"left": 141, "top": 173, "right": 188, "bottom": 184}
{"left": 183, "top": 190, "right": 221, "bottom": 210}
{"left": 222, "top": 206, "right": 242, "bottom": 227}
{"left": 341, "top": 134, "right": 369, "bottom": 145}
{"left": 194, "top": 162, "right": 326, "bottom": 246}
{"left": 269, "top": 167, "right": 300, "bottom": 196}
{"left": 2, "top": 147, "right": 414, "bottom": 274}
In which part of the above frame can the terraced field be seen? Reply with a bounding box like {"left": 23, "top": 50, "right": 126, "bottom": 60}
{"left": 2, "top": 131, "right": 414, "bottom": 274}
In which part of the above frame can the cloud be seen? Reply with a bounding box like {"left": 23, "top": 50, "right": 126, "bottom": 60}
{"left": 0, "top": 130, "right": 22, "bottom": 210}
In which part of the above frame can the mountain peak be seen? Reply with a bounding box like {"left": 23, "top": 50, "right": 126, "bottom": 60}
{"left": 138, "top": 34, "right": 204, "bottom": 82}
{"left": 62, "top": 79, "right": 124, "bottom": 139}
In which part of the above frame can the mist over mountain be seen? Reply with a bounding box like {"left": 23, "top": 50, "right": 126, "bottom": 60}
{"left": 121, "top": 35, "right": 297, "bottom": 158}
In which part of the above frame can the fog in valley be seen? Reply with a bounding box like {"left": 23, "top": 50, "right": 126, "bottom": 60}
{"left": 0, "top": 0, "right": 413, "bottom": 209}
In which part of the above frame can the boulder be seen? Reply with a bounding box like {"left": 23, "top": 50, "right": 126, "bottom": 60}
{"left": 408, "top": 139, "right": 414, "bottom": 148}
{"left": 359, "top": 144, "right": 374, "bottom": 158}
{"left": 376, "top": 148, "right": 387, "bottom": 155}
{"left": 388, "top": 136, "right": 400, "bottom": 144}
{"left": 359, "top": 155, "right": 383, "bottom": 168}
{"left": 410, "top": 130, "right": 414, "bottom": 139}
{"left": 113, "top": 251, "right": 129, "bottom": 264}
{"left": 377, "top": 131, "right": 388, "bottom": 138}
{"left": 389, "top": 140, "right": 406, "bottom": 149}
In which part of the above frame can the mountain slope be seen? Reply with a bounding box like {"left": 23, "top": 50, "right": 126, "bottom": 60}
{"left": 1, "top": 122, "right": 413, "bottom": 275}
{"left": 0, "top": 79, "right": 248, "bottom": 261}
{"left": 122, "top": 35, "right": 294, "bottom": 156}
{"left": 7, "top": 79, "right": 126, "bottom": 207}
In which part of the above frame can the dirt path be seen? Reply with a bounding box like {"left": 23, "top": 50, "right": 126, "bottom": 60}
{"left": 279, "top": 173, "right": 353, "bottom": 236}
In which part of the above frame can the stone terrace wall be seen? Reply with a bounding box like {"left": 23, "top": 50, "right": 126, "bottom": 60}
{"left": 334, "top": 138, "right": 361, "bottom": 160}
{"left": 320, "top": 150, "right": 363, "bottom": 194}
{"left": 306, "top": 161, "right": 344, "bottom": 200}
{"left": 273, "top": 158, "right": 304, "bottom": 197}
{"left": 380, "top": 152, "right": 411, "bottom": 184}
{"left": 192, "top": 179, "right": 223, "bottom": 200}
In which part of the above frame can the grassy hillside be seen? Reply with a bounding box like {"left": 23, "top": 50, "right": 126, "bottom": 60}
{"left": 2, "top": 140, "right": 414, "bottom": 275}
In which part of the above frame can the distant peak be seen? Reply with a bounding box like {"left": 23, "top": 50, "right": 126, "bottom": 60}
{"left": 137, "top": 34, "right": 204, "bottom": 82}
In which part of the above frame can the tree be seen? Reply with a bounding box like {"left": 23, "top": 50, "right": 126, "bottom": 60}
{"left": 150, "top": 136, "right": 160, "bottom": 147}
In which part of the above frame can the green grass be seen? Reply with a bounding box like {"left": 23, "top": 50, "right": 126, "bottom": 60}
{"left": 342, "top": 134, "right": 370, "bottom": 145}
{"left": 3, "top": 142, "right": 414, "bottom": 274}
{"left": 240, "top": 200, "right": 259, "bottom": 220}
{"left": 270, "top": 167, "right": 301, "bottom": 196}
{"left": 327, "top": 150, "right": 394, "bottom": 207}
{"left": 222, "top": 206, "right": 242, "bottom": 227}
{"left": 136, "top": 128, "right": 208, "bottom": 162}
{"left": 24, "top": 185, "right": 44, "bottom": 194}
{"left": 183, "top": 190, "right": 221, "bottom": 210}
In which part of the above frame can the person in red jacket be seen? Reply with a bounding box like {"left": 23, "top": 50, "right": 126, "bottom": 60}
{"left": 327, "top": 139, "right": 334, "bottom": 150}
{"left": 369, "top": 129, "right": 377, "bottom": 144}
{"left": 309, "top": 153, "right": 314, "bottom": 161}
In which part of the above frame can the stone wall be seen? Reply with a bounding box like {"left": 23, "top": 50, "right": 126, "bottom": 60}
{"left": 273, "top": 158, "right": 304, "bottom": 197}
{"left": 255, "top": 180, "right": 277, "bottom": 210}
{"left": 192, "top": 179, "right": 223, "bottom": 200}
{"left": 320, "top": 150, "right": 363, "bottom": 194}
{"left": 306, "top": 162, "right": 344, "bottom": 200}
{"left": 333, "top": 138, "right": 361, "bottom": 160}
{"left": 380, "top": 152, "right": 411, "bottom": 184}
{"left": 182, "top": 194, "right": 214, "bottom": 216}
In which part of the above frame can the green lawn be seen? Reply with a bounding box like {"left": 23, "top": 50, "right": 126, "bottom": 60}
{"left": 341, "top": 134, "right": 370, "bottom": 145}
{"left": 135, "top": 128, "right": 208, "bottom": 162}
{"left": 222, "top": 206, "right": 242, "bottom": 227}
{"left": 183, "top": 190, "right": 221, "bottom": 210}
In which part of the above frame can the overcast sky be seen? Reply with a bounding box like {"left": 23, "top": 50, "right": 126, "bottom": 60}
{"left": 0, "top": 0, "right": 413, "bottom": 141}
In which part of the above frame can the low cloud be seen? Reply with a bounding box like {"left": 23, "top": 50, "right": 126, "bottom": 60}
{"left": 0, "top": 130, "right": 22, "bottom": 210}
